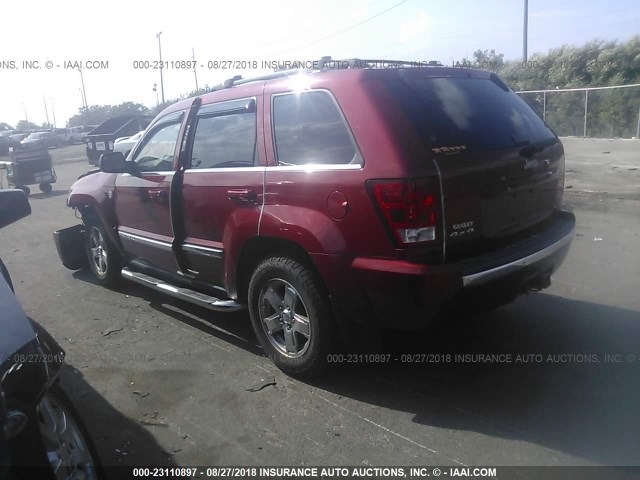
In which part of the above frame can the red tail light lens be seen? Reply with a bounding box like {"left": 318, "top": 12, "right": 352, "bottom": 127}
{"left": 369, "top": 178, "right": 439, "bottom": 244}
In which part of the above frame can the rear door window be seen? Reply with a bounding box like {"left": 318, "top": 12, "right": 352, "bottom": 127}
{"left": 386, "top": 74, "right": 556, "bottom": 152}
{"left": 190, "top": 110, "right": 257, "bottom": 169}
{"left": 272, "top": 90, "right": 357, "bottom": 165}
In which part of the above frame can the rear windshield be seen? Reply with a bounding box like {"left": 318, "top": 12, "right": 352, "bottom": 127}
{"left": 386, "top": 74, "right": 556, "bottom": 152}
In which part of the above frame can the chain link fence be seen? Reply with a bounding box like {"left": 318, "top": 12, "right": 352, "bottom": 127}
{"left": 517, "top": 84, "right": 640, "bottom": 139}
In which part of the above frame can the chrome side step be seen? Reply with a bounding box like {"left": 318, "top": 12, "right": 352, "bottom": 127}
{"left": 121, "top": 267, "right": 244, "bottom": 312}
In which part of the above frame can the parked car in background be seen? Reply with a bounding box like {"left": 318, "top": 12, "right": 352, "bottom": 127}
{"left": 69, "top": 126, "right": 97, "bottom": 144}
{"left": 55, "top": 60, "right": 575, "bottom": 377}
{"left": 9, "top": 134, "right": 28, "bottom": 143}
{"left": 0, "top": 130, "right": 27, "bottom": 138}
{"left": 1, "top": 189, "right": 103, "bottom": 479}
{"left": 52, "top": 128, "right": 74, "bottom": 145}
{"left": 113, "top": 130, "right": 144, "bottom": 158}
{"left": 20, "top": 132, "right": 61, "bottom": 149}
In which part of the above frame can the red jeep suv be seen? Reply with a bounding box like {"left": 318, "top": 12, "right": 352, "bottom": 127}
{"left": 54, "top": 59, "right": 575, "bottom": 376}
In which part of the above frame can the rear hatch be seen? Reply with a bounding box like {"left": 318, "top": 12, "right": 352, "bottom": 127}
{"left": 385, "top": 69, "right": 565, "bottom": 262}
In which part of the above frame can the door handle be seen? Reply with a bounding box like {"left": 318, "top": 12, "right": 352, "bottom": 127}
{"left": 227, "top": 188, "right": 257, "bottom": 204}
{"left": 147, "top": 189, "right": 167, "bottom": 201}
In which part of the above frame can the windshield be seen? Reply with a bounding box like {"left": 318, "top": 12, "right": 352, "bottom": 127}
{"left": 386, "top": 74, "right": 556, "bottom": 152}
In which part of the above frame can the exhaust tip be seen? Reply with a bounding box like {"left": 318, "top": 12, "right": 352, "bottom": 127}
{"left": 523, "top": 273, "right": 551, "bottom": 293}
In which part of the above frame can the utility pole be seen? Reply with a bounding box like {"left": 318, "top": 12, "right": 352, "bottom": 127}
{"left": 523, "top": 0, "right": 528, "bottom": 62}
{"left": 22, "top": 102, "right": 29, "bottom": 123}
{"left": 157, "top": 32, "right": 165, "bottom": 104}
{"left": 192, "top": 47, "right": 199, "bottom": 92}
{"left": 79, "top": 68, "right": 88, "bottom": 108}
{"left": 43, "top": 96, "right": 50, "bottom": 127}
{"left": 50, "top": 98, "right": 57, "bottom": 128}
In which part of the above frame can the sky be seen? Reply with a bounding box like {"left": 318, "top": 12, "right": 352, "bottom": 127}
{"left": 0, "top": 0, "right": 638, "bottom": 128}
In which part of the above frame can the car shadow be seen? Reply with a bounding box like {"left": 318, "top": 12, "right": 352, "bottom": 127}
{"left": 28, "top": 190, "right": 69, "bottom": 200}
{"left": 58, "top": 364, "right": 179, "bottom": 474}
{"left": 307, "top": 293, "right": 640, "bottom": 466}
{"left": 71, "top": 270, "right": 262, "bottom": 355}
{"left": 69, "top": 270, "right": 640, "bottom": 465}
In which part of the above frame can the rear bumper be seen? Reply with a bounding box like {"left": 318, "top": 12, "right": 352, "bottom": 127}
{"left": 335, "top": 209, "right": 576, "bottom": 329}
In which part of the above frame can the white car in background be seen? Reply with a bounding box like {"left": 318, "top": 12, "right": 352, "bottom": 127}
{"left": 69, "top": 125, "right": 98, "bottom": 144}
{"left": 113, "top": 130, "right": 144, "bottom": 158}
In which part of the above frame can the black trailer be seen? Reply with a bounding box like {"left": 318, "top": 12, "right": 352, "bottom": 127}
{"left": 1, "top": 144, "right": 56, "bottom": 195}
{"left": 85, "top": 115, "right": 152, "bottom": 165}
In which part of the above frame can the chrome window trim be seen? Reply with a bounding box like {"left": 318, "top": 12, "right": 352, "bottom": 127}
{"left": 118, "top": 231, "right": 173, "bottom": 251}
{"left": 266, "top": 163, "right": 363, "bottom": 172}
{"left": 183, "top": 166, "right": 266, "bottom": 174}
{"left": 182, "top": 164, "right": 363, "bottom": 173}
{"left": 120, "top": 171, "right": 176, "bottom": 177}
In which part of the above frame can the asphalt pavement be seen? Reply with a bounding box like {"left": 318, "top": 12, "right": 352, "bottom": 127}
{"left": 0, "top": 139, "right": 638, "bottom": 471}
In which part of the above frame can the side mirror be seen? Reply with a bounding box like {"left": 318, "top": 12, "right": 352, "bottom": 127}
{"left": 0, "top": 190, "right": 31, "bottom": 229}
{"left": 99, "top": 152, "right": 129, "bottom": 173}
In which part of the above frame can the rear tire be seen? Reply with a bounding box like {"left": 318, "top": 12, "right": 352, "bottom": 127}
{"left": 83, "top": 214, "right": 121, "bottom": 287}
{"left": 39, "top": 182, "right": 52, "bottom": 193}
{"left": 248, "top": 256, "right": 335, "bottom": 378}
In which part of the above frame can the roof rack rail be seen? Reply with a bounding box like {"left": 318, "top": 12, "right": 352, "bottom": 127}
{"left": 320, "top": 58, "right": 443, "bottom": 69}
{"left": 211, "top": 68, "right": 312, "bottom": 92}
{"left": 204, "top": 56, "right": 444, "bottom": 93}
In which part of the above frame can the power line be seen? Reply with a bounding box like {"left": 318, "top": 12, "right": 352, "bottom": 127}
{"left": 277, "top": 0, "right": 413, "bottom": 55}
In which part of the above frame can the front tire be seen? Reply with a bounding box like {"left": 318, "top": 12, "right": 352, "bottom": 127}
{"left": 83, "top": 214, "right": 121, "bottom": 287}
{"left": 248, "top": 256, "right": 335, "bottom": 377}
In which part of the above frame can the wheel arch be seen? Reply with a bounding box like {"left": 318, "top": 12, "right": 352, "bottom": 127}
{"left": 232, "top": 236, "right": 328, "bottom": 303}
{"left": 72, "top": 202, "right": 122, "bottom": 254}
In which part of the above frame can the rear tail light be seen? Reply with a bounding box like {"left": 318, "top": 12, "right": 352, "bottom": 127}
{"left": 368, "top": 177, "right": 439, "bottom": 245}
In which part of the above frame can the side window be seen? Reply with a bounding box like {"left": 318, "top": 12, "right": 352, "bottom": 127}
{"left": 190, "top": 112, "right": 256, "bottom": 169}
{"left": 132, "top": 122, "right": 181, "bottom": 172}
{"left": 272, "top": 91, "right": 356, "bottom": 165}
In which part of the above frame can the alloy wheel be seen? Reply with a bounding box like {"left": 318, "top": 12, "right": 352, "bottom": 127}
{"left": 88, "top": 226, "right": 107, "bottom": 276}
{"left": 259, "top": 278, "right": 312, "bottom": 358}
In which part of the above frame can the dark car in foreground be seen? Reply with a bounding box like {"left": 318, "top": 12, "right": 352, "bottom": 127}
{"left": 54, "top": 58, "right": 575, "bottom": 376}
{"left": 0, "top": 190, "right": 102, "bottom": 479}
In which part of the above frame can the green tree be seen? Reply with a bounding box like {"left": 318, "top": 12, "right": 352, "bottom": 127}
{"left": 455, "top": 36, "right": 640, "bottom": 137}
{"left": 15, "top": 120, "right": 40, "bottom": 131}
{"left": 67, "top": 102, "right": 150, "bottom": 127}
{"left": 0, "top": 122, "right": 13, "bottom": 131}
